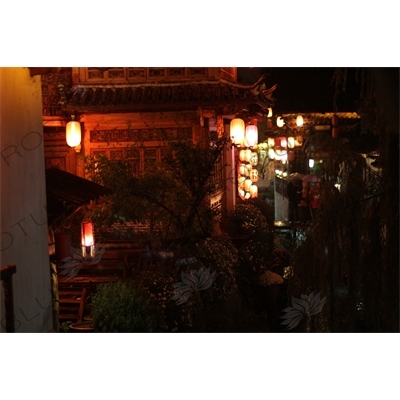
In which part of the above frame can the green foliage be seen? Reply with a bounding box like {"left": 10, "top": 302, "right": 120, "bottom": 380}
{"left": 84, "top": 135, "right": 228, "bottom": 247}
{"left": 91, "top": 280, "right": 162, "bottom": 332}
{"left": 229, "top": 204, "right": 273, "bottom": 269}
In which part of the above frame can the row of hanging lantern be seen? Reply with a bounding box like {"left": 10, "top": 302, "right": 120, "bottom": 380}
{"left": 230, "top": 118, "right": 259, "bottom": 200}
{"left": 266, "top": 114, "right": 305, "bottom": 163}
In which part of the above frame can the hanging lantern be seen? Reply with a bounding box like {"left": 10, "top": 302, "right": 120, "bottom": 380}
{"left": 244, "top": 178, "right": 252, "bottom": 192}
{"left": 276, "top": 117, "right": 285, "bottom": 128}
{"left": 244, "top": 192, "right": 251, "bottom": 200}
{"left": 244, "top": 124, "right": 258, "bottom": 148}
{"left": 309, "top": 159, "right": 315, "bottom": 168}
{"left": 267, "top": 137, "right": 275, "bottom": 147}
{"left": 281, "top": 137, "right": 287, "bottom": 148}
{"left": 230, "top": 118, "right": 245, "bottom": 146}
{"left": 66, "top": 116, "right": 81, "bottom": 149}
{"left": 268, "top": 148, "right": 275, "bottom": 160}
{"left": 250, "top": 152, "right": 258, "bottom": 166}
{"left": 267, "top": 108, "right": 273, "bottom": 118}
{"left": 239, "top": 149, "right": 249, "bottom": 162}
{"left": 250, "top": 185, "right": 258, "bottom": 198}
{"left": 288, "top": 150, "right": 295, "bottom": 162}
{"left": 288, "top": 137, "right": 295, "bottom": 148}
{"left": 238, "top": 188, "right": 246, "bottom": 200}
{"left": 238, "top": 176, "right": 246, "bottom": 189}
{"left": 250, "top": 168, "right": 259, "bottom": 182}
{"left": 296, "top": 115, "right": 304, "bottom": 127}
{"left": 81, "top": 222, "right": 94, "bottom": 247}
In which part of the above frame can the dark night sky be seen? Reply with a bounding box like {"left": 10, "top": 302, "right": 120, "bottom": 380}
{"left": 238, "top": 67, "right": 361, "bottom": 114}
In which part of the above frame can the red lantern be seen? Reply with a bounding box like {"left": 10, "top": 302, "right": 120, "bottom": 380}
{"left": 81, "top": 222, "right": 94, "bottom": 247}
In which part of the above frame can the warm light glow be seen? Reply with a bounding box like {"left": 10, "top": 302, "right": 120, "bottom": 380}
{"left": 81, "top": 222, "right": 94, "bottom": 247}
{"left": 296, "top": 115, "right": 304, "bottom": 127}
{"left": 239, "top": 164, "right": 248, "bottom": 176}
{"left": 250, "top": 152, "right": 258, "bottom": 166}
{"left": 288, "top": 150, "right": 295, "bottom": 162}
{"left": 276, "top": 117, "right": 285, "bottom": 128}
{"left": 268, "top": 149, "right": 275, "bottom": 159}
{"left": 288, "top": 137, "right": 295, "bottom": 148}
{"left": 239, "top": 149, "right": 251, "bottom": 162}
{"left": 245, "top": 124, "right": 258, "bottom": 148}
{"left": 267, "top": 108, "right": 273, "bottom": 118}
{"left": 250, "top": 168, "right": 259, "bottom": 182}
{"left": 244, "top": 178, "right": 252, "bottom": 192}
{"left": 309, "top": 159, "right": 315, "bottom": 168}
{"left": 280, "top": 137, "right": 287, "bottom": 148}
{"left": 250, "top": 185, "right": 258, "bottom": 198}
{"left": 230, "top": 118, "right": 245, "bottom": 146}
{"left": 66, "top": 120, "right": 81, "bottom": 148}
{"left": 267, "top": 138, "right": 275, "bottom": 147}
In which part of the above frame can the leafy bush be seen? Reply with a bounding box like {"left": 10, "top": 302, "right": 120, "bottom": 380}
{"left": 91, "top": 280, "right": 162, "bottom": 332}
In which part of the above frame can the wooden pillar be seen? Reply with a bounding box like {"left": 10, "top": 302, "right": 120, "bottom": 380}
{"left": 223, "top": 120, "right": 236, "bottom": 215}
{"left": 0, "top": 264, "right": 17, "bottom": 333}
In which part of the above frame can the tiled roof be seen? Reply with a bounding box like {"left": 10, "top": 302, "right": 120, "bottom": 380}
{"left": 46, "top": 168, "right": 112, "bottom": 206}
{"left": 64, "top": 77, "right": 276, "bottom": 113}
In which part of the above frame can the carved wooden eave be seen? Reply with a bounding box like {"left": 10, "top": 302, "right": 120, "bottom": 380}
{"left": 63, "top": 76, "right": 276, "bottom": 115}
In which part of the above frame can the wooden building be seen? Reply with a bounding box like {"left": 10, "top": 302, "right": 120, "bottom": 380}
{"left": 42, "top": 67, "right": 277, "bottom": 219}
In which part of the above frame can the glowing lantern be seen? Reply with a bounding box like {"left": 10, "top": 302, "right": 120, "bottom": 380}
{"left": 309, "top": 159, "right": 315, "bottom": 168}
{"left": 81, "top": 222, "right": 94, "bottom": 247}
{"left": 250, "top": 152, "right": 258, "bottom": 166}
{"left": 66, "top": 116, "right": 81, "bottom": 149}
{"left": 288, "top": 136, "right": 295, "bottom": 148}
{"left": 244, "top": 192, "right": 251, "bottom": 200}
{"left": 230, "top": 118, "right": 245, "bottom": 146}
{"left": 250, "top": 168, "right": 259, "bottom": 182}
{"left": 250, "top": 185, "right": 258, "bottom": 198}
{"left": 244, "top": 178, "right": 252, "bottom": 192}
{"left": 281, "top": 137, "right": 287, "bottom": 148}
{"left": 239, "top": 149, "right": 251, "bottom": 162}
{"left": 268, "top": 149, "right": 275, "bottom": 159}
{"left": 276, "top": 117, "right": 285, "bottom": 128}
{"left": 244, "top": 124, "right": 258, "bottom": 148}
{"left": 267, "top": 108, "right": 273, "bottom": 118}
{"left": 296, "top": 115, "right": 304, "bottom": 127}
{"left": 267, "top": 138, "right": 275, "bottom": 147}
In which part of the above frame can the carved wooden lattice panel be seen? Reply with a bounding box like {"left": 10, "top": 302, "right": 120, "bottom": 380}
{"left": 89, "top": 128, "right": 192, "bottom": 143}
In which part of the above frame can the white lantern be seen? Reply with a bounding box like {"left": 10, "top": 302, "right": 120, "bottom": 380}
{"left": 245, "top": 124, "right": 258, "bottom": 148}
{"left": 267, "top": 137, "right": 275, "bottom": 147}
{"left": 239, "top": 149, "right": 247, "bottom": 162}
{"left": 250, "top": 168, "right": 259, "bottom": 182}
{"left": 288, "top": 136, "right": 295, "bottom": 148}
{"left": 309, "top": 159, "right": 315, "bottom": 168}
{"left": 250, "top": 152, "right": 258, "bottom": 166}
{"left": 250, "top": 185, "right": 258, "bottom": 198}
{"left": 66, "top": 118, "right": 81, "bottom": 148}
{"left": 281, "top": 137, "right": 287, "bottom": 148}
{"left": 296, "top": 115, "right": 304, "bottom": 127}
{"left": 230, "top": 118, "right": 245, "bottom": 146}
{"left": 268, "top": 149, "right": 275, "bottom": 159}
{"left": 244, "top": 192, "right": 251, "bottom": 200}
{"left": 277, "top": 117, "right": 285, "bottom": 128}
{"left": 267, "top": 108, "right": 273, "bottom": 118}
{"left": 244, "top": 178, "right": 252, "bottom": 192}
